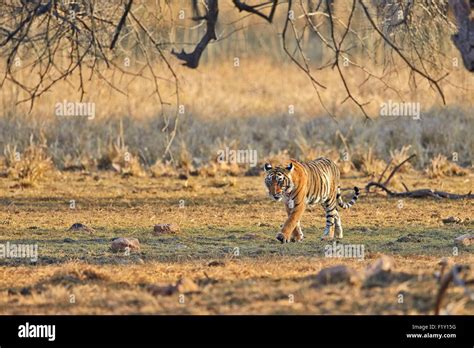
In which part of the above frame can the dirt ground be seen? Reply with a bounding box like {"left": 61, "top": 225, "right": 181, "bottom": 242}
{"left": 0, "top": 172, "right": 472, "bottom": 314}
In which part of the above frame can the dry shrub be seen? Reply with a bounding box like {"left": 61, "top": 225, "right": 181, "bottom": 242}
{"left": 176, "top": 141, "right": 196, "bottom": 176}
{"left": 323, "top": 149, "right": 356, "bottom": 176}
{"left": 3, "top": 138, "right": 53, "bottom": 187}
{"left": 98, "top": 138, "right": 145, "bottom": 177}
{"left": 48, "top": 267, "right": 109, "bottom": 286}
{"left": 425, "top": 155, "right": 469, "bottom": 179}
{"left": 352, "top": 147, "right": 387, "bottom": 179}
{"left": 294, "top": 137, "right": 320, "bottom": 162}
{"left": 151, "top": 142, "right": 249, "bottom": 178}
{"left": 0, "top": 156, "right": 7, "bottom": 177}
{"left": 150, "top": 161, "right": 177, "bottom": 178}
{"left": 63, "top": 154, "right": 95, "bottom": 172}
{"left": 198, "top": 142, "right": 253, "bottom": 177}
{"left": 263, "top": 149, "right": 292, "bottom": 167}
{"left": 336, "top": 158, "right": 356, "bottom": 176}
{"left": 390, "top": 145, "right": 414, "bottom": 173}
{"left": 98, "top": 122, "right": 145, "bottom": 178}
{"left": 198, "top": 159, "right": 243, "bottom": 177}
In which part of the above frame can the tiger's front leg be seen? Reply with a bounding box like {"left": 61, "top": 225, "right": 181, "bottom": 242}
{"left": 276, "top": 199, "right": 305, "bottom": 243}
{"left": 290, "top": 221, "right": 304, "bottom": 242}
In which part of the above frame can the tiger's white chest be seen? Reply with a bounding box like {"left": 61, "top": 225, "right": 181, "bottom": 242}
{"left": 283, "top": 193, "right": 295, "bottom": 209}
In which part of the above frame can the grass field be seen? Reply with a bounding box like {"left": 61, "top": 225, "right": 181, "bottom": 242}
{"left": 0, "top": 0, "right": 473, "bottom": 320}
{"left": 0, "top": 172, "right": 472, "bottom": 314}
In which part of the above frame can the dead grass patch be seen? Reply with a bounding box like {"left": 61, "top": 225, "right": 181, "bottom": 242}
{"left": 425, "top": 154, "right": 469, "bottom": 179}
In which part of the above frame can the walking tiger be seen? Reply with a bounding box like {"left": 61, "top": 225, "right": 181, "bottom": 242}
{"left": 264, "top": 158, "right": 359, "bottom": 243}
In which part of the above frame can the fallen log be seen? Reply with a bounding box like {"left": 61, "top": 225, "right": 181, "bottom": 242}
{"left": 365, "top": 154, "right": 473, "bottom": 199}
{"left": 365, "top": 182, "right": 474, "bottom": 199}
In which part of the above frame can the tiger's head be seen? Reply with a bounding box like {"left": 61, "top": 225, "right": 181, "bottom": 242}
{"left": 263, "top": 162, "right": 295, "bottom": 201}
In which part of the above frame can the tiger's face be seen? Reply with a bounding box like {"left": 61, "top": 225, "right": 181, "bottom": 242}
{"left": 263, "top": 163, "right": 294, "bottom": 201}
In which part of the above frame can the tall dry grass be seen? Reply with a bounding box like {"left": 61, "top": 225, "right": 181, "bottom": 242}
{"left": 0, "top": 106, "right": 471, "bottom": 180}
{"left": 0, "top": 1, "right": 472, "bottom": 180}
{"left": 1, "top": 57, "right": 472, "bottom": 122}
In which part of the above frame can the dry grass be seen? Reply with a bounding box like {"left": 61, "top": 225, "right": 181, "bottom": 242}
{"left": 3, "top": 138, "right": 54, "bottom": 187}
{"left": 1, "top": 108, "right": 472, "bottom": 176}
{"left": 352, "top": 147, "right": 387, "bottom": 179}
{"left": 1, "top": 255, "right": 472, "bottom": 315}
{"left": 0, "top": 2, "right": 472, "bottom": 315}
{"left": 425, "top": 155, "right": 469, "bottom": 179}
{"left": 0, "top": 172, "right": 472, "bottom": 314}
{"left": 390, "top": 145, "right": 415, "bottom": 173}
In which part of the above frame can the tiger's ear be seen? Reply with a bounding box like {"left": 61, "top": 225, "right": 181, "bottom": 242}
{"left": 286, "top": 163, "right": 294, "bottom": 172}
{"left": 263, "top": 163, "right": 272, "bottom": 172}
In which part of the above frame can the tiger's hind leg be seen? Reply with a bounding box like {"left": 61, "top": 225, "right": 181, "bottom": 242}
{"left": 334, "top": 210, "right": 343, "bottom": 239}
{"left": 321, "top": 199, "right": 337, "bottom": 241}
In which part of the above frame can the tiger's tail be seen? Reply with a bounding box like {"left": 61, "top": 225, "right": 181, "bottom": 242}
{"left": 337, "top": 186, "right": 360, "bottom": 209}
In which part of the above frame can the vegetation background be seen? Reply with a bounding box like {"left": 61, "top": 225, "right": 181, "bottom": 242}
{"left": 0, "top": 1, "right": 472, "bottom": 315}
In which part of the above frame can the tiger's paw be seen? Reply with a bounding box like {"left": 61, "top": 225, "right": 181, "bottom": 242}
{"left": 276, "top": 232, "right": 290, "bottom": 243}
{"left": 291, "top": 233, "right": 304, "bottom": 243}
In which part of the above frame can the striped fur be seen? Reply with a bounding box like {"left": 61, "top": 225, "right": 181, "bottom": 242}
{"left": 264, "top": 158, "right": 359, "bottom": 243}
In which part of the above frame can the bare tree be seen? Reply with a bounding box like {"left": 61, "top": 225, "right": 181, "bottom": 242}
{"left": 168, "top": 0, "right": 471, "bottom": 120}
{"left": 449, "top": 0, "right": 474, "bottom": 71}
{"left": 0, "top": 0, "right": 179, "bottom": 158}
{"left": 0, "top": 0, "right": 472, "bottom": 156}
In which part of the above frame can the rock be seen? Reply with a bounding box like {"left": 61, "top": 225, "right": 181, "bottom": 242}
{"left": 68, "top": 223, "right": 95, "bottom": 234}
{"left": 312, "top": 265, "right": 360, "bottom": 286}
{"left": 178, "top": 173, "right": 188, "bottom": 180}
{"left": 454, "top": 234, "right": 474, "bottom": 246}
{"left": 175, "top": 277, "right": 199, "bottom": 293}
{"left": 63, "top": 238, "right": 76, "bottom": 243}
{"left": 442, "top": 216, "right": 463, "bottom": 224}
{"left": 147, "top": 284, "right": 176, "bottom": 296}
{"left": 153, "top": 224, "right": 180, "bottom": 235}
{"left": 20, "top": 287, "right": 32, "bottom": 296}
{"left": 396, "top": 234, "right": 422, "bottom": 243}
{"left": 208, "top": 260, "right": 225, "bottom": 267}
{"left": 365, "top": 255, "right": 395, "bottom": 278}
{"left": 111, "top": 237, "right": 140, "bottom": 252}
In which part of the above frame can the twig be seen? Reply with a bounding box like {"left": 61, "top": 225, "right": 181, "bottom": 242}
{"left": 110, "top": 0, "right": 133, "bottom": 49}
{"left": 378, "top": 159, "right": 393, "bottom": 184}
{"left": 435, "top": 264, "right": 473, "bottom": 315}
{"left": 233, "top": 0, "right": 278, "bottom": 23}
{"left": 383, "top": 154, "right": 416, "bottom": 186}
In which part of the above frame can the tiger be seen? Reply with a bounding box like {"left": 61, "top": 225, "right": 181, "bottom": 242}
{"left": 263, "top": 157, "right": 359, "bottom": 243}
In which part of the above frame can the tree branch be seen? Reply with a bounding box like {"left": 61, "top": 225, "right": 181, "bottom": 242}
{"left": 171, "top": 0, "right": 219, "bottom": 68}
